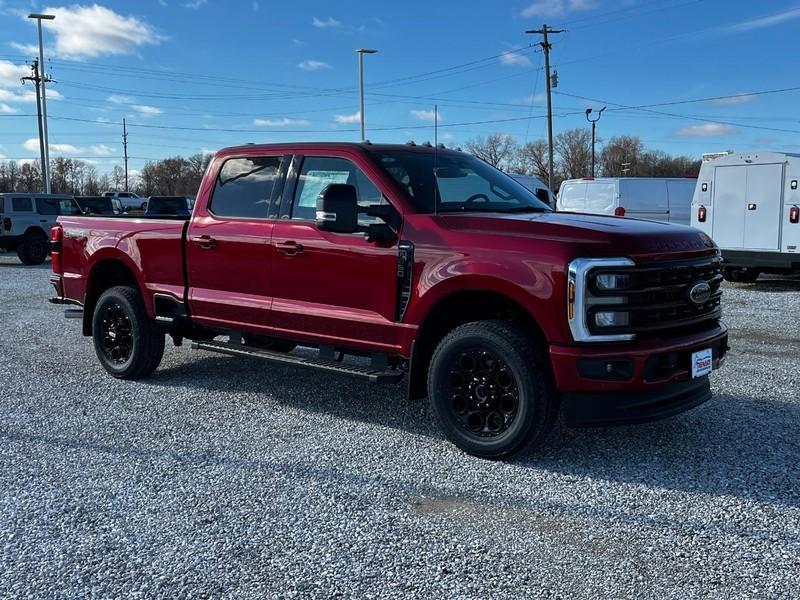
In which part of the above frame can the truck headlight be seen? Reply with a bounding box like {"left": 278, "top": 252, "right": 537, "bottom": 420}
{"left": 567, "top": 257, "right": 636, "bottom": 343}
{"left": 594, "top": 311, "right": 630, "bottom": 328}
{"left": 595, "top": 273, "right": 630, "bottom": 291}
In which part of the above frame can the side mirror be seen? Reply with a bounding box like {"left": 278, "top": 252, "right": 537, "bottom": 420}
{"left": 316, "top": 184, "right": 359, "bottom": 234}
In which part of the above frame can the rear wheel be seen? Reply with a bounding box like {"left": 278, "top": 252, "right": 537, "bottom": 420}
{"left": 92, "top": 286, "right": 165, "bottom": 379}
{"left": 427, "top": 320, "right": 556, "bottom": 459}
{"left": 16, "top": 230, "right": 48, "bottom": 265}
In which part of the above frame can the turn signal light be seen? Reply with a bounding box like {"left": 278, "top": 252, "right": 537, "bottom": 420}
{"left": 791, "top": 205, "right": 799, "bottom": 224}
{"left": 614, "top": 206, "right": 626, "bottom": 217}
{"left": 698, "top": 206, "right": 707, "bottom": 223}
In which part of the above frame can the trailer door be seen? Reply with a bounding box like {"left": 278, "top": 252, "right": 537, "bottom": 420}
{"left": 712, "top": 166, "right": 747, "bottom": 248}
{"left": 744, "top": 163, "right": 783, "bottom": 250}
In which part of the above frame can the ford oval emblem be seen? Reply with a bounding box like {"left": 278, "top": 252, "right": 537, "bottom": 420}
{"left": 688, "top": 281, "right": 711, "bottom": 305}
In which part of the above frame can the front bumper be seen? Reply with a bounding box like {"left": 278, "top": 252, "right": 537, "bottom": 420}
{"left": 550, "top": 322, "right": 728, "bottom": 425}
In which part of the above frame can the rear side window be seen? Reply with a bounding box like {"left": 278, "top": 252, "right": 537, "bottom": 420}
{"left": 292, "top": 156, "right": 382, "bottom": 221}
{"left": 12, "top": 197, "right": 33, "bottom": 212}
{"left": 0, "top": 197, "right": 4, "bottom": 213}
{"left": 559, "top": 183, "right": 586, "bottom": 210}
{"left": 210, "top": 156, "right": 281, "bottom": 219}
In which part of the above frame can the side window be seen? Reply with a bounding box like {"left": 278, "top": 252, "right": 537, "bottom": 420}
{"left": 585, "top": 183, "right": 616, "bottom": 212}
{"left": 0, "top": 197, "right": 5, "bottom": 213}
{"left": 12, "top": 197, "right": 33, "bottom": 212}
{"left": 36, "top": 198, "right": 62, "bottom": 215}
{"left": 210, "top": 156, "right": 281, "bottom": 219}
{"left": 292, "top": 156, "right": 384, "bottom": 221}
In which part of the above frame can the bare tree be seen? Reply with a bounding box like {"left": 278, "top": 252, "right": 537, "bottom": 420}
{"left": 555, "top": 128, "right": 592, "bottom": 180}
{"left": 465, "top": 134, "right": 517, "bottom": 169}
{"left": 599, "top": 135, "right": 644, "bottom": 177}
{"left": 510, "top": 140, "right": 551, "bottom": 181}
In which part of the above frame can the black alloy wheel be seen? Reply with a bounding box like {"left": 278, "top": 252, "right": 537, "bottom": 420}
{"left": 100, "top": 302, "right": 134, "bottom": 365}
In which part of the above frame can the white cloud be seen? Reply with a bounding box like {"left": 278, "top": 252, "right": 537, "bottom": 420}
{"left": 521, "top": 0, "right": 595, "bottom": 18}
{"left": 132, "top": 104, "right": 162, "bottom": 116}
{"left": 524, "top": 92, "right": 547, "bottom": 105}
{"left": 107, "top": 94, "right": 135, "bottom": 104}
{"left": 708, "top": 93, "right": 755, "bottom": 106}
{"left": 33, "top": 5, "right": 165, "bottom": 58}
{"left": 9, "top": 42, "right": 40, "bottom": 55}
{"left": 0, "top": 60, "right": 30, "bottom": 88}
{"left": 292, "top": 38, "right": 305, "bottom": 46}
{"left": 298, "top": 59, "right": 332, "bottom": 71}
{"left": 500, "top": 51, "right": 531, "bottom": 67}
{"left": 91, "top": 144, "right": 115, "bottom": 156}
{"left": 183, "top": 0, "right": 208, "bottom": 8}
{"left": 721, "top": 7, "right": 800, "bottom": 33}
{"left": 253, "top": 118, "right": 311, "bottom": 127}
{"left": 410, "top": 109, "right": 441, "bottom": 122}
{"left": 334, "top": 111, "right": 361, "bottom": 124}
{"left": 0, "top": 103, "right": 17, "bottom": 113}
{"left": 312, "top": 16, "right": 341, "bottom": 28}
{"left": 675, "top": 123, "right": 738, "bottom": 137}
{"left": 24, "top": 138, "right": 84, "bottom": 154}
{"left": 0, "top": 87, "right": 62, "bottom": 104}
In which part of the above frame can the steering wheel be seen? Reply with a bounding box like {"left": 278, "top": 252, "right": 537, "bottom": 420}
{"left": 464, "top": 193, "right": 491, "bottom": 205}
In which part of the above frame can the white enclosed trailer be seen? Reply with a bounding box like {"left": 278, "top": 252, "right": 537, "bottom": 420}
{"left": 556, "top": 177, "right": 697, "bottom": 225}
{"left": 691, "top": 152, "right": 800, "bottom": 282}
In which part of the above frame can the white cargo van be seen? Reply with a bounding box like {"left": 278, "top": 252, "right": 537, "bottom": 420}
{"left": 508, "top": 174, "right": 556, "bottom": 208}
{"left": 557, "top": 177, "right": 697, "bottom": 225}
{"left": 691, "top": 152, "right": 800, "bottom": 282}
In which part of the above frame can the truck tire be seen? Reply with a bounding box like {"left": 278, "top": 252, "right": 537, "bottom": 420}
{"left": 427, "top": 320, "right": 557, "bottom": 459}
{"left": 92, "top": 286, "right": 165, "bottom": 379}
{"left": 16, "top": 230, "right": 48, "bottom": 265}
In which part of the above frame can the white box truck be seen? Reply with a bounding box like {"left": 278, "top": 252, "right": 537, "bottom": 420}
{"left": 691, "top": 152, "right": 800, "bottom": 282}
{"left": 556, "top": 177, "right": 697, "bottom": 225}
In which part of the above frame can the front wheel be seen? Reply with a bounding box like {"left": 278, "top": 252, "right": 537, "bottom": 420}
{"left": 427, "top": 320, "right": 557, "bottom": 459}
{"left": 723, "top": 268, "right": 760, "bottom": 283}
{"left": 92, "top": 286, "right": 165, "bottom": 379}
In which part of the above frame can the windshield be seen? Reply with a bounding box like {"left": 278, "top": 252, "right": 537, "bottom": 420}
{"left": 369, "top": 150, "right": 552, "bottom": 214}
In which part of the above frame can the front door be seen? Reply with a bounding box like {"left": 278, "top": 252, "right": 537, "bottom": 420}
{"left": 186, "top": 154, "right": 286, "bottom": 333}
{"left": 270, "top": 154, "right": 401, "bottom": 352}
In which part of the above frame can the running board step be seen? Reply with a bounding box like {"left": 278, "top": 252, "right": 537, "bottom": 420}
{"left": 191, "top": 340, "right": 404, "bottom": 384}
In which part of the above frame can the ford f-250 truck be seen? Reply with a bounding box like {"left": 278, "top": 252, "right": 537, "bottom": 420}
{"left": 50, "top": 142, "right": 728, "bottom": 458}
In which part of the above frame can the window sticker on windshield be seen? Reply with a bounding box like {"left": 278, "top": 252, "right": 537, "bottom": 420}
{"left": 298, "top": 170, "right": 350, "bottom": 208}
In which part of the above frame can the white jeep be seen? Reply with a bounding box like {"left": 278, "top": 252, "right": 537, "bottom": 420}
{"left": 0, "top": 193, "right": 79, "bottom": 265}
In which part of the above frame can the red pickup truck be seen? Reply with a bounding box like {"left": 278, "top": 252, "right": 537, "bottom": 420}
{"left": 50, "top": 142, "right": 728, "bottom": 458}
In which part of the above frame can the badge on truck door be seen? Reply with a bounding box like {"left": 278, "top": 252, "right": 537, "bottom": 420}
{"left": 691, "top": 348, "right": 713, "bottom": 378}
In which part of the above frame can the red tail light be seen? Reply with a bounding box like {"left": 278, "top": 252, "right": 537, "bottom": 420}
{"left": 614, "top": 206, "right": 626, "bottom": 217}
{"left": 698, "top": 206, "right": 707, "bottom": 223}
{"left": 50, "top": 225, "right": 63, "bottom": 274}
{"left": 791, "top": 205, "right": 799, "bottom": 224}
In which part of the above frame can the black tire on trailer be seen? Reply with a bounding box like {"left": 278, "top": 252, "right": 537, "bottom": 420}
{"left": 92, "top": 285, "right": 165, "bottom": 379}
{"left": 427, "top": 319, "right": 557, "bottom": 459}
{"left": 16, "top": 230, "right": 48, "bottom": 265}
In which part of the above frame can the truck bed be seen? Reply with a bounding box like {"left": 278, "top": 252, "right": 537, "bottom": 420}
{"left": 57, "top": 215, "right": 190, "bottom": 314}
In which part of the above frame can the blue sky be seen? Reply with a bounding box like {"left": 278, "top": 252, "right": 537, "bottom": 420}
{"left": 1, "top": 0, "right": 799, "bottom": 176}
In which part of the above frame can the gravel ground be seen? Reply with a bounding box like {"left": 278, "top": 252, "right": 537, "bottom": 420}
{"left": 1, "top": 253, "right": 798, "bottom": 599}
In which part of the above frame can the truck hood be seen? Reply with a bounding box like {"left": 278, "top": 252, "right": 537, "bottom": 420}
{"left": 437, "top": 211, "right": 718, "bottom": 261}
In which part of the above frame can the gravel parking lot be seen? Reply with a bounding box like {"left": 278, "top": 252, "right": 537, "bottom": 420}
{"left": 1, "top": 253, "right": 798, "bottom": 599}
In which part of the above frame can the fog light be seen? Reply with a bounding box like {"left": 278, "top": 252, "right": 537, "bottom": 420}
{"left": 595, "top": 311, "right": 629, "bottom": 327}
{"left": 595, "top": 273, "right": 630, "bottom": 290}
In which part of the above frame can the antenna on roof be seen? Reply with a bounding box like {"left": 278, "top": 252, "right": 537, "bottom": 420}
{"left": 433, "top": 104, "right": 439, "bottom": 217}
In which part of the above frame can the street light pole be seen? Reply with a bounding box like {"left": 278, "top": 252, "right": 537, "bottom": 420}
{"left": 356, "top": 48, "right": 377, "bottom": 141}
{"left": 29, "top": 13, "right": 55, "bottom": 193}
{"left": 585, "top": 106, "right": 606, "bottom": 178}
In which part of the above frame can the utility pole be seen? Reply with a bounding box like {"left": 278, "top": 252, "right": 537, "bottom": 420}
{"left": 122, "top": 118, "right": 129, "bottom": 192}
{"left": 28, "top": 13, "right": 55, "bottom": 193}
{"left": 20, "top": 59, "right": 49, "bottom": 192}
{"left": 585, "top": 106, "right": 606, "bottom": 177}
{"left": 356, "top": 48, "right": 377, "bottom": 141}
{"left": 526, "top": 24, "right": 563, "bottom": 192}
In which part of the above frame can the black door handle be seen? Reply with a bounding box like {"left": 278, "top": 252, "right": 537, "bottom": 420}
{"left": 276, "top": 240, "right": 304, "bottom": 256}
{"left": 190, "top": 234, "right": 217, "bottom": 250}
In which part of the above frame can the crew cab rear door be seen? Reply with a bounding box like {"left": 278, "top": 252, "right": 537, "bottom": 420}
{"left": 269, "top": 153, "right": 402, "bottom": 352}
{"left": 186, "top": 154, "right": 288, "bottom": 333}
